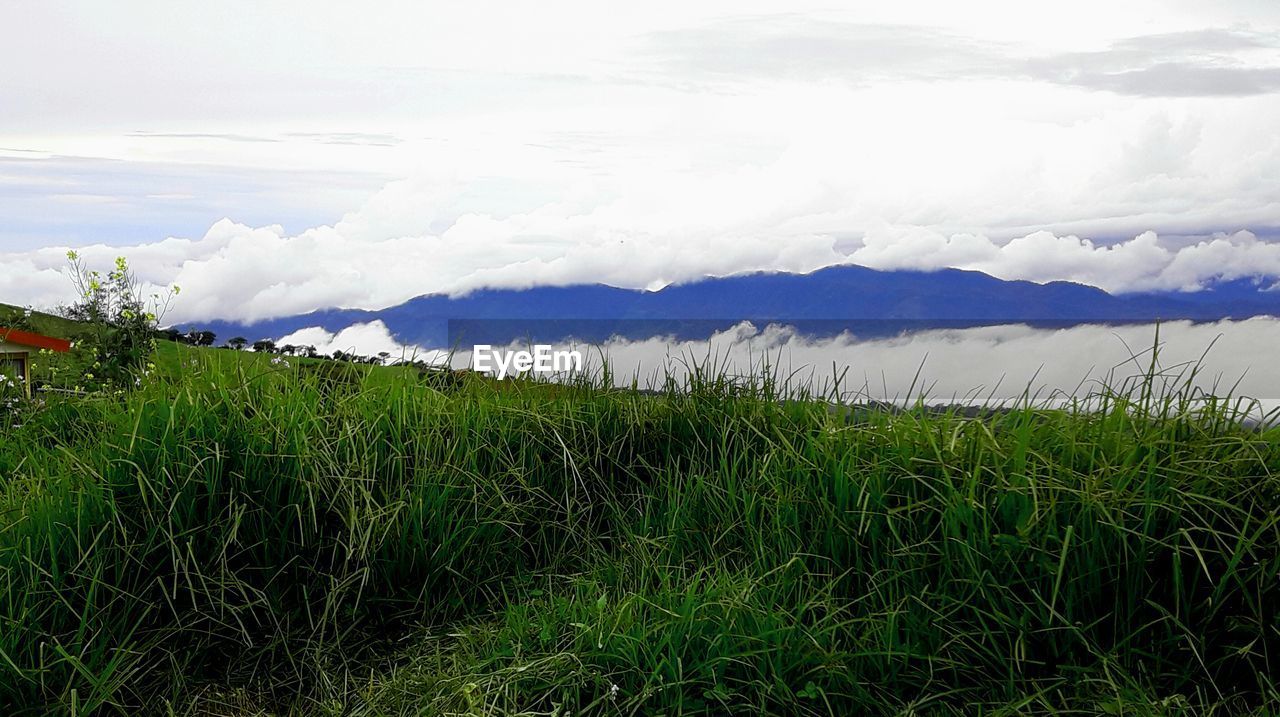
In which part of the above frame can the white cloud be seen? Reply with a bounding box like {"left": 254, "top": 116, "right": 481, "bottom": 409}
{"left": 847, "top": 227, "right": 1280, "bottom": 293}
{"left": 275, "top": 321, "right": 446, "bottom": 364}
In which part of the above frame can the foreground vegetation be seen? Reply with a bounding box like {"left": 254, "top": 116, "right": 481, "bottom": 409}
{"left": 1, "top": 345, "right": 1278, "bottom": 715}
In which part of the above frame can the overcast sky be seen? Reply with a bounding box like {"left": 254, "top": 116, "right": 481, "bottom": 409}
{"left": 3, "top": 1, "right": 1280, "bottom": 322}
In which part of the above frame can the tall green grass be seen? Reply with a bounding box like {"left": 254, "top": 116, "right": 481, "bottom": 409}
{"left": 1, "top": 348, "right": 1277, "bottom": 715}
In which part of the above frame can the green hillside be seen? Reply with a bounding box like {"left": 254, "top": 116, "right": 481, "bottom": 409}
{"left": 0, "top": 302, "right": 83, "bottom": 339}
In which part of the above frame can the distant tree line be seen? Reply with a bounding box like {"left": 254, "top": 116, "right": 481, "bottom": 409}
{"left": 161, "top": 327, "right": 400, "bottom": 366}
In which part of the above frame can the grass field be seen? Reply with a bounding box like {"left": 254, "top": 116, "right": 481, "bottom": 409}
{"left": 0, "top": 302, "right": 84, "bottom": 339}
{"left": 1, "top": 343, "right": 1278, "bottom": 715}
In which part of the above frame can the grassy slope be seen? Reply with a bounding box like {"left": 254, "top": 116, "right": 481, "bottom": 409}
{"left": 0, "top": 349, "right": 1277, "bottom": 715}
{"left": 0, "top": 302, "right": 83, "bottom": 339}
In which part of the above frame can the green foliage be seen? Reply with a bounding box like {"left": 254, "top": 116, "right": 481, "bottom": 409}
{"left": 57, "top": 252, "right": 177, "bottom": 391}
{"left": 0, "top": 306, "right": 36, "bottom": 333}
{"left": 0, "top": 302, "right": 80, "bottom": 338}
{"left": 0, "top": 362, "right": 23, "bottom": 419}
{"left": 0, "top": 352, "right": 1277, "bottom": 715}
{"left": 1, "top": 318, "right": 38, "bottom": 416}
{"left": 0, "top": 307, "right": 86, "bottom": 395}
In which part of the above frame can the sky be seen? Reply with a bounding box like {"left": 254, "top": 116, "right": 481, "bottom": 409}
{"left": 3, "top": 1, "right": 1280, "bottom": 323}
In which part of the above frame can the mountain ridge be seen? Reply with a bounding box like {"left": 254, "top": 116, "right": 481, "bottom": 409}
{"left": 186, "top": 264, "right": 1280, "bottom": 348}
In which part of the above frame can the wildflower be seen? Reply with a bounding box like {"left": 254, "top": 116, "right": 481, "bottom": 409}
{"left": 609, "top": 684, "right": 619, "bottom": 700}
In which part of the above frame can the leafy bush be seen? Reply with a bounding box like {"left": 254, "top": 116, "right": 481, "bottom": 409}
{"left": 58, "top": 252, "right": 177, "bottom": 391}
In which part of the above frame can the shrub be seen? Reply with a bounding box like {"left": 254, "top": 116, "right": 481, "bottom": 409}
{"left": 58, "top": 252, "right": 177, "bottom": 391}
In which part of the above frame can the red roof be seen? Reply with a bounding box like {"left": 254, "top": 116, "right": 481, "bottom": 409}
{"left": 0, "top": 326, "right": 72, "bottom": 352}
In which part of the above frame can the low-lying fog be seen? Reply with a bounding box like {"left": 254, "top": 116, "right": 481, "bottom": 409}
{"left": 280, "top": 317, "right": 1280, "bottom": 415}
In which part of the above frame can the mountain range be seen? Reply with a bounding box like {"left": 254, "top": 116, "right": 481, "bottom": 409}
{"left": 191, "top": 265, "right": 1280, "bottom": 349}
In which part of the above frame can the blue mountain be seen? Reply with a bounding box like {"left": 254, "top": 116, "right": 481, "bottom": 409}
{"left": 190, "top": 265, "right": 1280, "bottom": 349}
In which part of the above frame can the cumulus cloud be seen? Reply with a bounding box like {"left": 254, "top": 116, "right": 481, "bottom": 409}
{"left": 849, "top": 227, "right": 1280, "bottom": 293}
{"left": 276, "top": 321, "right": 446, "bottom": 364}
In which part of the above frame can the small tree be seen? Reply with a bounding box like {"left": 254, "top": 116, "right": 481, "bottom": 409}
{"left": 60, "top": 252, "right": 178, "bottom": 390}
{"left": 186, "top": 329, "right": 216, "bottom": 347}
{"left": 252, "top": 339, "right": 277, "bottom": 354}
{"left": 227, "top": 337, "right": 248, "bottom": 351}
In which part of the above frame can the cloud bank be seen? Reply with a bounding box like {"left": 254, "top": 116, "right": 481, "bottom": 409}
{"left": 457, "top": 318, "right": 1280, "bottom": 410}
{"left": 283, "top": 317, "right": 1280, "bottom": 417}
{"left": 3, "top": 189, "right": 1279, "bottom": 325}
